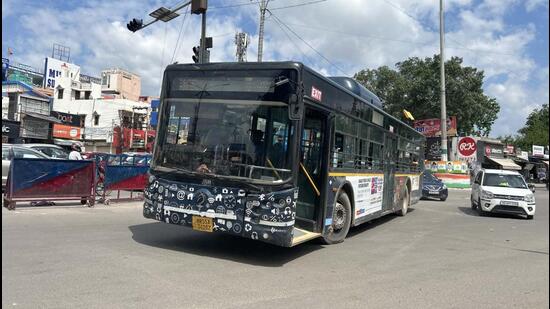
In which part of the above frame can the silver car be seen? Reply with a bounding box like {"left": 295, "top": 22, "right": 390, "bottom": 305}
{"left": 22, "top": 143, "right": 69, "bottom": 159}
{"left": 2, "top": 144, "right": 49, "bottom": 188}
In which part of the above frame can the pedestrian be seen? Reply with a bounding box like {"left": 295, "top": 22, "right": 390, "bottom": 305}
{"left": 68, "top": 143, "right": 91, "bottom": 207}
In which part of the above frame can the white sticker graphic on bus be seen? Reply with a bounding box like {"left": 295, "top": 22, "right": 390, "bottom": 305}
{"left": 411, "top": 176, "right": 420, "bottom": 191}
{"left": 346, "top": 176, "right": 384, "bottom": 219}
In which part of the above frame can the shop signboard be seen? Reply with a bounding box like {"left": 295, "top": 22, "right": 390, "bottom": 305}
{"left": 458, "top": 136, "right": 477, "bottom": 158}
{"left": 51, "top": 111, "right": 82, "bottom": 127}
{"left": 52, "top": 124, "right": 81, "bottom": 139}
{"left": 425, "top": 137, "right": 441, "bottom": 161}
{"left": 2, "top": 120, "right": 20, "bottom": 138}
{"left": 414, "top": 116, "right": 457, "bottom": 137}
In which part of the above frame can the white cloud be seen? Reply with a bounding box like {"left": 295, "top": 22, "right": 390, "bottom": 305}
{"left": 525, "top": 0, "right": 549, "bottom": 12}
{"left": 3, "top": 0, "right": 547, "bottom": 137}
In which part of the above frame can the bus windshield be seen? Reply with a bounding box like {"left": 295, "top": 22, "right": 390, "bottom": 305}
{"left": 154, "top": 69, "right": 296, "bottom": 184}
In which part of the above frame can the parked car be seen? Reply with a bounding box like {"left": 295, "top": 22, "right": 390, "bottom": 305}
{"left": 471, "top": 169, "right": 536, "bottom": 219}
{"left": 421, "top": 170, "right": 448, "bottom": 201}
{"left": 2, "top": 144, "right": 49, "bottom": 189}
{"left": 22, "top": 143, "right": 69, "bottom": 159}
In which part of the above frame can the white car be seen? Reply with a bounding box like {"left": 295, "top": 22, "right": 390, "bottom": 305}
{"left": 471, "top": 169, "right": 536, "bottom": 219}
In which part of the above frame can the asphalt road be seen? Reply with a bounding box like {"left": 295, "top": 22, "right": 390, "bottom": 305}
{"left": 2, "top": 189, "right": 549, "bottom": 309}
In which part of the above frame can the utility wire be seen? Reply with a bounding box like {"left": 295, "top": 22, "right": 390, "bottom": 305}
{"left": 269, "top": 11, "right": 349, "bottom": 75}
{"left": 171, "top": 5, "right": 190, "bottom": 63}
{"left": 267, "top": 15, "right": 315, "bottom": 66}
{"left": 270, "top": 0, "right": 328, "bottom": 10}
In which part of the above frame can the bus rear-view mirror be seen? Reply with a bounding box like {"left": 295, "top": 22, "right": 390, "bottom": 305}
{"left": 288, "top": 93, "right": 302, "bottom": 121}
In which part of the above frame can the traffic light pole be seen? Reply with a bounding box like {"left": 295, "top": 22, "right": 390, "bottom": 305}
{"left": 129, "top": 1, "right": 192, "bottom": 32}
{"left": 439, "top": 0, "right": 448, "bottom": 162}
{"left": 200, "top": 11, "right": 206, "bottom": 63}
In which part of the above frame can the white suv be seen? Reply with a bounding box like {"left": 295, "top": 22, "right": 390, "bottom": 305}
{"left": 471, "top": 169, "right": 536, "bottom": 219}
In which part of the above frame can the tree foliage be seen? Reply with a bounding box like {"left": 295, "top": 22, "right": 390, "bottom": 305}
{"left": 354, "top": 55, "right": 500, "bottom": 136}
{"left": 514, "top": 104, "right": 549, "bottom": 150}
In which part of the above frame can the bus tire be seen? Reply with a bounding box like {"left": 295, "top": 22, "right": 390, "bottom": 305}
{"left": 322, "top": 192, "right": 352, "bottom": 245}
{"left": 397, "top": 187, "right": 409, "bottom": 216}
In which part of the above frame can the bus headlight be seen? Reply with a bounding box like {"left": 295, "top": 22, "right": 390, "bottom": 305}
{"left": 524, "top": 194, "right": 535, "bottom": 203}
{"left": 481, "top": 190, "right": 494, "bottom": 200}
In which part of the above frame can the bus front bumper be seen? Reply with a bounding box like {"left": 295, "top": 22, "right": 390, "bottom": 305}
{"left": 143, "top": 175, "right": 298, "bottom": 247}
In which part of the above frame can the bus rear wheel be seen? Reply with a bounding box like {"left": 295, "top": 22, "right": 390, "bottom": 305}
{"left": 397, "top": 187, "right": 409, "bottom": 216}
{"left": 322, "top": 192, "right": 352, "bottom": 245}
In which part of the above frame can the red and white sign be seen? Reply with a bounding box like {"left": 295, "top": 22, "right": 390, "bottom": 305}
{"left": 52, "top": 124, "right": 81, "bottom": 139}
{"left": 311, "top": 86, "right": 322, "bottom": 102}
{"left": 458, "top": 136, "right": 477, "bottom": 158}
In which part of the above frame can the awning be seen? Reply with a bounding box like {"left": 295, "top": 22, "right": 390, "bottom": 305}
{"left": 23, "top": 112, "right": 62, "bottom": 124}
{"left": 53, "top": 138, "right": 83, "bottom": 147}
{"left": 487, "top": 157, "right": 521, "bottom": 170}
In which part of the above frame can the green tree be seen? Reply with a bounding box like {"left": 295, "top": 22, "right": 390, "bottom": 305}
{"left": 514, "top": 104, "right": 549, "bottom": 150}
{"left": 354, "top": 55, "right": 500, "bottom": 136}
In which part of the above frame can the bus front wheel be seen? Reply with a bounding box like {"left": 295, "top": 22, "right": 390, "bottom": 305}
{"left": 322, "top": 192, "right": 352, "bottom": 245}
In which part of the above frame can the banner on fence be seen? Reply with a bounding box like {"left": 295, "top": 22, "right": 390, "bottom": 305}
{"left": 7, "top": 158, "right": 95, "bottom": 200}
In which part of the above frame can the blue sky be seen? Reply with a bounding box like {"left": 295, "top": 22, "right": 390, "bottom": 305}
{"left": 2, "top": 0, "right": 549, "bottom": 137}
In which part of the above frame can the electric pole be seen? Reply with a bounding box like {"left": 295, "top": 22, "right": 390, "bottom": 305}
{"left": 257, "top": 0, "right": 269, "bottom": 62}
{"left": 439, "top": 0, "right": 448, "bottom": 162}
{"left": 235, "top": 32, "right": 250, "bottom": 62}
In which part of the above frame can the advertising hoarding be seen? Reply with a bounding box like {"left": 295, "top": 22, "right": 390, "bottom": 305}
{"left": 532, "top": 145, "right": 545, "bottom": 157}
{"left": 414, "top": 116, "right": 457, "bottom": 137}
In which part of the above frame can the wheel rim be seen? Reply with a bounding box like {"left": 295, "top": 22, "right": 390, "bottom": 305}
{"left": 333, "top": 202, "right": 346, "bottom": 231}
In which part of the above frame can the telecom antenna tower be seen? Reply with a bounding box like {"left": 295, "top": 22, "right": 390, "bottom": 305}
{"left": 235, "top": 32, "right": 250, "bottom": 62}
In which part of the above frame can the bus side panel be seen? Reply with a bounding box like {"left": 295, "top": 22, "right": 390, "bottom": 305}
{"left": 409, "top": 174, "right": 421, "bottom": 205}
{"left": 394, "top": 174, "right": 421, "bottom": 207}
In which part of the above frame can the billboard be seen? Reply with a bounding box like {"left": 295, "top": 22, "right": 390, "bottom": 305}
{"left": 532, "top": 145, "right": 545, "bottom": 157}
{"left": 414, "top": 116, "right": 457, "bottom": 137}
{"left": 43, "top": 57, "right": 80, "bottom": 89}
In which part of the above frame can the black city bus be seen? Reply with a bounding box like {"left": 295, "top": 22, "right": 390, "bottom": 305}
{"left": 144, "top": 62, "right": 425, "bottom": 247}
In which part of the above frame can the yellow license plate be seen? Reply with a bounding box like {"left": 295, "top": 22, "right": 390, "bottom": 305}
{"left": 192, "top": 216, "right": 213, "bottom": 232}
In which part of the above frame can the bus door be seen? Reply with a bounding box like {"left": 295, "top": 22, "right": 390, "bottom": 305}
{"left": 383, "top": 134, "right": 398, "bottom": 211}
{"left": 296, "top": 107, "right": 328, "bottom": 232}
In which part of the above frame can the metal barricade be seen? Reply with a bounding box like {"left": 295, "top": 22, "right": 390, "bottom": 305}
{"left": 100, "top": 154, "right": 150, "bottom": 204}
{"left": 3, "top": 158, "right": 96, "bottom": 210}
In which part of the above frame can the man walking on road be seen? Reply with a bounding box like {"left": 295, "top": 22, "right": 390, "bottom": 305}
{"left": 69, "top": 144, "right": 83, "bottom": 160}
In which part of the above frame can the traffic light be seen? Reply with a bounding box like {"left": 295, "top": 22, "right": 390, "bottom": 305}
{"left": 191, "top": 0, "right": 208, "bottom": 14}
{"left": 127, "top": 18, "right": 143, "bottom": 32}
{"left": 192, "top": 46, "right": 200, "bottom": 63}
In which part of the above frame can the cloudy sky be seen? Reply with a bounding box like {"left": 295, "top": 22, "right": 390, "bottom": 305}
{"left": 2, "top": 0, "right": 549, "bottom": 137}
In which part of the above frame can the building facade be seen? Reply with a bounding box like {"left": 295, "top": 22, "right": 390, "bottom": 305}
{"left": 101, "top": 68, "right": 141, "bottom": 102}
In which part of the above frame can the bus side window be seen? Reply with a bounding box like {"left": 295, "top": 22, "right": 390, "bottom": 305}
{"left": 333, "top": 133, "right": 344, "bottom": 168}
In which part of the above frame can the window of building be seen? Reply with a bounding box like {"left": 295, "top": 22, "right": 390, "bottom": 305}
{"left": 58, "top": 89, "right": 64, "bottom": 99}
{"left": 85, "top": 91, "right": 91, "bottom": 100}
{"left": 75, "top": 91, "right": 81, "bottom": 100}
{"left": 94, "top": 114, "right": 100, "bottom": 126}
